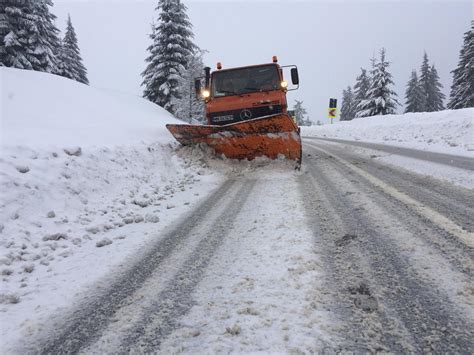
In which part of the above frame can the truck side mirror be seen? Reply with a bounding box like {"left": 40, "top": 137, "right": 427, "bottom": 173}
{"left": 194, "top": 79, "right": 201, "bottom": 97}
{"left": 291, "top": 68, "right": 299, "bottom": 85}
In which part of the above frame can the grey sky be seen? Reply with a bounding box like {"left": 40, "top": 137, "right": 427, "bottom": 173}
{"left": 54, "top": 0, "right": 472, "bottom": 123}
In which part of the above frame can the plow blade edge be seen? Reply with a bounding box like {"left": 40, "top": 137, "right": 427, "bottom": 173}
{"left": 166, "top": 114, "right": 302, "bottom": 162}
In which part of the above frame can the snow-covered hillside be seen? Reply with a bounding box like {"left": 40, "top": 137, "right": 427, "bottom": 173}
{"left": 0, "top": 68, "right": 225, "bottom": 350}
{"left": 302, "top": 109, "right": 474, "bottom": 157}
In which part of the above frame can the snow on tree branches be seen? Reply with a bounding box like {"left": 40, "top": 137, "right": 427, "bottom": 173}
{"left": 142, "top": 0, "right": 197, "bottom": 114}
{"left": 419, "top": 52, "right": 445, "bottom": 112}
{"left": 353, "top": 68, "right": 370, "bottom": 118}
{"left": 1, "top": 1, "right": 38, "bottom": 69}
{"left": 404, "top": 70, "right": 425, "bottom": 113}
{"left": 293, "top": 100, "right": 312, "bottom": 126}
{"left": 358, "top": 48, "right": 399, "bottom": 117}
{"left": 30, "top": 0, "right": 60, "bottom": 73}
{"left": 427, "top": 64, "right": 445, "bottom": 111}
{"left": 448, "top": 21, "right": 473, "bottom": 109}
{"left": 1, "top": 0, "right": 88, "bottom": 79}
{"left": 172, "top": 49, "right": 206, "bottom": 123}
{"left": 57, "top": 15, "right": 89, "bottom": 85}
{"left": 340, "top": 86, "right": 356, "bottom": 121}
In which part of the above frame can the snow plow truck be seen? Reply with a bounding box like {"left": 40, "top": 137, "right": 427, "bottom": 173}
{"left": 166, "top": 56, "right": 302, "bottom": 165}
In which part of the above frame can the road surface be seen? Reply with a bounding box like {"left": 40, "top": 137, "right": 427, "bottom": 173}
{"left": 27, "top": 139, "right": 474, "bottom": 354}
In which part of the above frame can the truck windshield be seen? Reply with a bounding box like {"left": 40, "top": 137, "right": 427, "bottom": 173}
{"left": 212, "top": 65, "right": 280, "bottom": 97}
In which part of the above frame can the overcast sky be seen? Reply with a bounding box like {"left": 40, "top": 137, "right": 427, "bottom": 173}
{"left": 54, "top": 0, "right": 472, "bottom": 123}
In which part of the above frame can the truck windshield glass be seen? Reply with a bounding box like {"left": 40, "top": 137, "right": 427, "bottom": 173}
{"left": 212, "top": 65, "right": 280, "bottom": 97}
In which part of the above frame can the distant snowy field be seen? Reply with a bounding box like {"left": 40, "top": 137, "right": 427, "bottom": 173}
{"left": 302, "top": 109, "right": 474, "bottom": 157}
{"left": 0, "top": 68, "right": 226, "bottom": 351}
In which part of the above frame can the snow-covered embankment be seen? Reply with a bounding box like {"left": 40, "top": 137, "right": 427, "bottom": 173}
{"left": 301, "top": 110, "right": 474, "bottom": 188}
{"left": 0, "top": 68, "right": 223, "bottom": 350}
{"left": 302, "top": 109, "right": 474, "bottom": 156}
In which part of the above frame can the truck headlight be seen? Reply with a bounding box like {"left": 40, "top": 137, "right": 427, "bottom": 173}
{"left": 202, "top": 90, "right": 210, "bottom": 98}
{"left": 281, "top": 81, "right": 288, "bottom": 89}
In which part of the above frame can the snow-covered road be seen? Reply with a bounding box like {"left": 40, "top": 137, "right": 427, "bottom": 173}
{"left": 16, "top": 140, "right": 473, "bottom": 354}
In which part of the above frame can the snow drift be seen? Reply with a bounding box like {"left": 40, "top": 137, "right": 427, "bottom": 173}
{"left": 0, "top": 68, "right": 224, "bottom": 352}
{"left": 302, "top": 109, "right": 474, "bottom": 157}
{"left": 1, "top": 67, "right": 181, "bottom": 148}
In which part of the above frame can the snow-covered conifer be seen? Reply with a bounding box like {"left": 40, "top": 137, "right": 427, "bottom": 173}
{"left": 404, "top": 70, "right": 425, "bottom": 113}
{"left": 418, "top": 52, "right": 431, "bottom": 110}
{"left": 340, "top": 86, "right": 356, "bottom": 121}
{"left": 359, "top": 49, "right": 399, "bottom": 116}
{"left": 30, "top": 0, "right": 60, "bottom": 73}
{"left": 427, "top": 64, "right": 445, "bottom": 111}
{"left": 57, "top": 14, "right": 88, "bottom": 84}
{"left": 0, "top": 1, "right": 37, "bottom": 69}
{"left": 448, "top": 21, "right": 473, "bottom": 109}
{"left": 293, "top": 100, "right": 310, "bottom": 126}
{"left": 173, "top": 48, "right": 206, "bottom": 122}
{"left": 142, "top": 0, "right": 197, "bottom": 114}
{"left": 418, "top": 52, "right": 446, "bottom": 111}
{"left": 353, "top": 68, "right": 370, "bottom": 118}
{"left": 357, "top": 56, "right": 377, "bottom": 117}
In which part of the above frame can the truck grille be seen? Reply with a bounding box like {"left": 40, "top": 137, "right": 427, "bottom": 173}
{"left": 209, "top": 105, "right": 283, "bottom": 125}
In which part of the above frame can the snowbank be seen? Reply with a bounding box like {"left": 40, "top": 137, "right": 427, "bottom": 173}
{"left": 302, "top": 109, "right": 474, "bottom": 157}
{"left": 0, "top": 68, "right": 224, "bottom": 351}
{"left": 1, "top": 67, "right": 180, "bottom": 148}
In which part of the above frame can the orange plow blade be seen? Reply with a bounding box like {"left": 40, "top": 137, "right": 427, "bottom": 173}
{"left": 166, "top": 114, "right": 302, "bottom": 163}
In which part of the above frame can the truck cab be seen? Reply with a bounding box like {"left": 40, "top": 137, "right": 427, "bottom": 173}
{"left": 196, "top": 58, "right": 299, "bottom": 126}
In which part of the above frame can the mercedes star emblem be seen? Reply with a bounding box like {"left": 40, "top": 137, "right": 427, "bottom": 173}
{"left": 240, "top": 109, "right": 252, "bottom": 120}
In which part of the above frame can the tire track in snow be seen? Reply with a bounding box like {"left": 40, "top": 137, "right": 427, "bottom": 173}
{"left": 299, "top": 160, "right": 409, "bottom": 353}
{"left": 33, "top": 178, "right": 245, "bottom": 354}
{"left": 305, "top": 141, "right": 474, "bottom": 273}
{"left": 305, "top": 140, "right": 474, "bottom": 232}
{"left": 156, "top": 169, "right": 332, "bottom": 353}
{"left": 300, "top": 143, "right": 473, "bottom": 353}
{"left": 303, "top": 136, "right": 474, "bottom": 171}
{"left": 119, "top": 178, "right": 257, "bottom": 353}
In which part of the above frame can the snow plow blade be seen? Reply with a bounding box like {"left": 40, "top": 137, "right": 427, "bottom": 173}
{"left": 166, "top": 114, "right": 302, "bottom": 163}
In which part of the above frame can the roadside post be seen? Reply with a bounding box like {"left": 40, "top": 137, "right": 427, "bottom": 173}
{"left": 328, "top": 98, "right": 337, "bottom": 124}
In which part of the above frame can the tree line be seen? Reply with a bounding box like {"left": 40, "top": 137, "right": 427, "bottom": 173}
{"left": 2, "top": 1, "right": 471, "bottom": 123}
{"left": 0, "top": 0, "right": 88, "bottom": 84}
{"left": 340, "top": 21, "right": 473, "bottom": 121}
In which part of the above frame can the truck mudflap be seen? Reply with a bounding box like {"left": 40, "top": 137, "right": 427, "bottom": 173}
{"left": 166, "top": 113, "right": 302, "bottom": 164}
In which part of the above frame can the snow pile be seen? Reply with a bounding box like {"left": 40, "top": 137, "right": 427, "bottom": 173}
{"left": 302, "top": 109, "right": 474, "bottom": 156}
{"left": 0, "top": 68, "right": 225, "bottom": 350}
{"left": 1, "top": 67, "right": 179, "bottom": 148}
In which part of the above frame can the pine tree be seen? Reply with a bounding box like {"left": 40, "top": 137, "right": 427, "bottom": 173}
{"left": 357, "top": 56, "right": 377, "bottom": 117}
{"left": 353, "top": 68, "right": 370, "bottom": 118}
{"left": 418, "top": 52, "right": 446, "bottom": 111}
{"left": 30, "top": 0, "right": 60, "bottom": 73}
{"left": 0, "top": 1, "right": 38, "bottom": 69}
{"left": 1, "top": 0, "right": 60, "bottom": 72}
{"left": 142, "top": 0, "right": 197, "bottom": 114}
{"left": 173, "top": 49, "right": 206, "bottom": 123}
{"left": 448, "top": 21, "right": 474, "bottom": 109}
{"left": 404, "top": 70, "right": 425, "bottom": 113}
{"left": 340, "top": 86, "right": 356, "bottom": 121}
{"left": 418, "top": 52, "right": 431, "bottom": 111}
{"left": 57, "top": 14, "right": 88, "bottom": 84}
{"left": 293, "top": 100, "right": 309, "bottom": 126}
{"left": 359, "top": 48, "right": 399, "bottom": 116}
{"left": 427, "top": 64, "right": 445, "bottom": 111}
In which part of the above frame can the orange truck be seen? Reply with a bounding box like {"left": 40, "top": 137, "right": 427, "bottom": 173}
{"left": 166, "top": 56, "right": 302, "bottom": 165}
